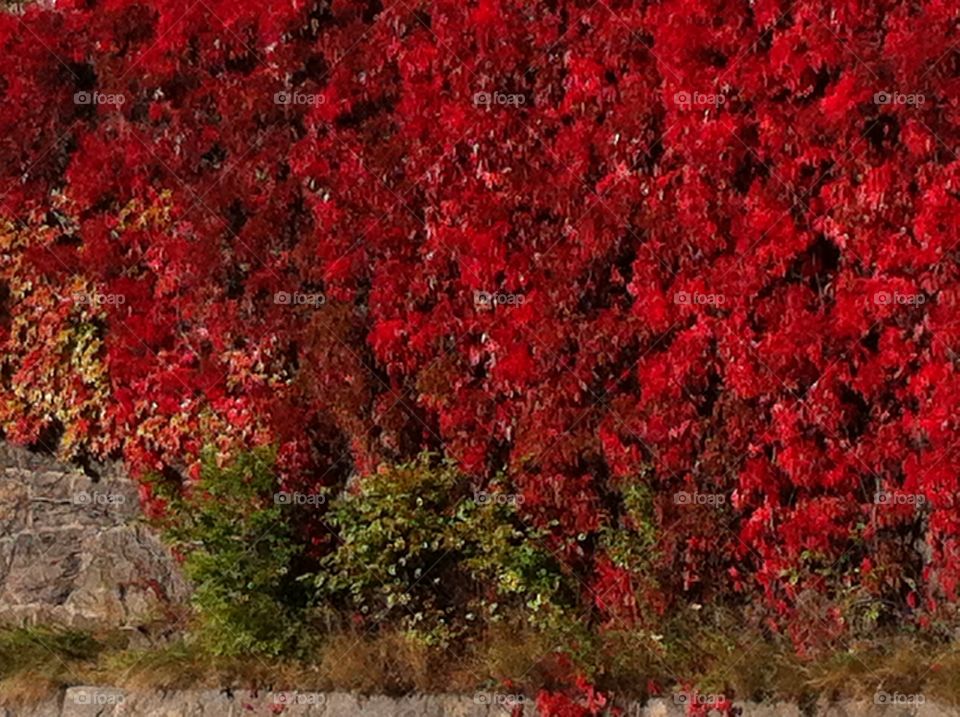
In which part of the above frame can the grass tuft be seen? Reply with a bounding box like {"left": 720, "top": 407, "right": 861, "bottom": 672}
{"left": 4, "top": 621, "right": 960, "bottom": 708}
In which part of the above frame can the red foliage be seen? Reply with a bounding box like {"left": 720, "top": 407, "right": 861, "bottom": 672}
{"left": 2, "top": 0, "right": 960, "bottom": 646}
{"left": 536, "top": 676, "right": 609, "bottom": 717}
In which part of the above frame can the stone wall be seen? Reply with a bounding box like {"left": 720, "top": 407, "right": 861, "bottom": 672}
{"left": 2, "top": 690, "right": 957, "bottom": 717}
{"left": 0, "top": 443, "right": 188, "bottom": 631}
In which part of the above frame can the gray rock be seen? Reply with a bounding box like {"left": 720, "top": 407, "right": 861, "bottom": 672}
{"left": 0, "top": 479, "right": 29, "bottom": 534}
{"left": 115, "top": 689, "right": 234, "bottom": 717}
{"left": 814, "top": 697, "right": 959, "bottom": 717}
{"left": 739, "top": 703, "right": 804, "bottom": 717}
{"left": 60, "top": 688, "right": 127, "bottom": 717}
{"left": 637, "top": 698, "right": 683, "bottom": 717}
{"left": 0, "top": 530, "right": 85, "bottom": 608}
{"left": 0, "top": 443, "right": 188, "bottom": 631}
{"left": 0, "top": 700, "right": 63, "bottom": 717}
{"left": 5, "top": 691, "right": 960, "bottom": 717}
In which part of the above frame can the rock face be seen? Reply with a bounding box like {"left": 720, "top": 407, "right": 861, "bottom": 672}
{"left": 2, "top": 691, "right": 959, "bottom": 717}
{"left": 0, "top": 443, "right": 188, "bottom": 631}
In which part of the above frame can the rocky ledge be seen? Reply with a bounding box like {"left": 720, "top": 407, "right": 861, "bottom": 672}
{"left": 0, "top": 443, "right": 188, "bottom": 632}
{"left": 1, "top": 688, "right": 957, "bottom": 717}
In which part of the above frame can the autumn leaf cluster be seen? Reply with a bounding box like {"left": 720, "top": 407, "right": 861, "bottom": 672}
{"left": 2, "top": 0, "right": 960, "bottom": 649}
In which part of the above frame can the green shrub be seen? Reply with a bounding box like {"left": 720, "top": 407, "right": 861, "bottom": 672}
{"left": 158, "top": 447, "right": 313, "bottom": 657}
{"left": 601, "top": 480, "right": 659, "bottom": 581}
{"left": 315, "top": 455, "right": 575, "bottom": 646}
{"left": 155, "top": 449, "right": 574, "bottom": 655}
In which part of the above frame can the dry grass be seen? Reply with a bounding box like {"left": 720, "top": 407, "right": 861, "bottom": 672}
{"left": 465, "top": 623, "right": 567, "bottom": 690}
{"left": 4, "top": 622, "right": 960, "bottom": 708}
{"left": 800, "top": 638, "right": 960, "bottom": 703}
{"left": 317, "top": 631, "right": 445, "bottom": 693}
{"left": 0, "top": 672, "right": 64, "bottom": 707}
{"left": 0, "top": 626, "right": 106, "bottom": 709}
{"left": 109, "top": 649, "right": 324, "bottom": 693}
